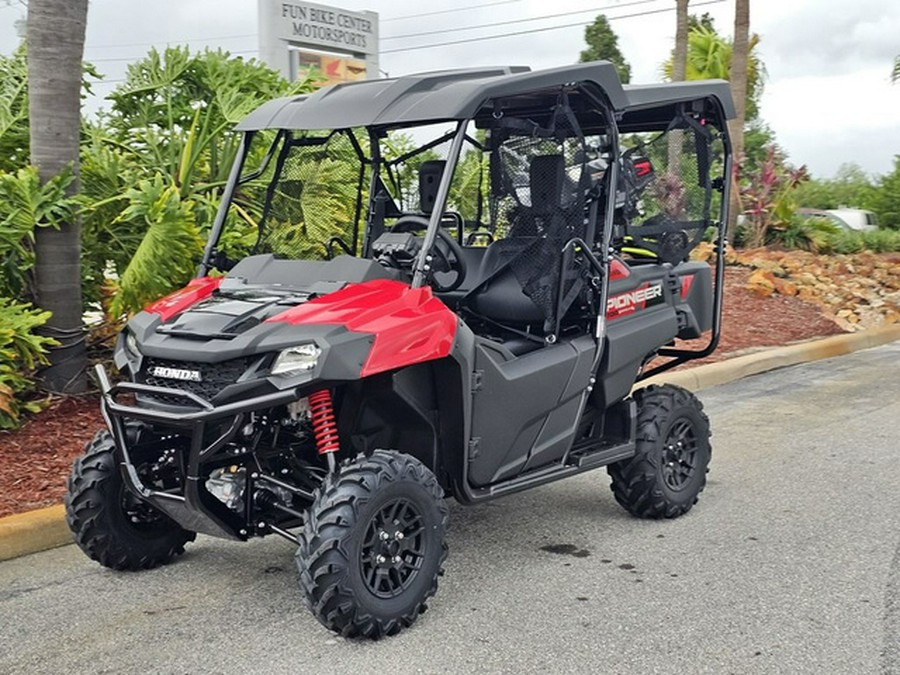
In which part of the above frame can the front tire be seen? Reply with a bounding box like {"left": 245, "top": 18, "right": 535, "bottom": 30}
{"left": 296, "top": 450, "right": 449, "bottom": 638}
{"left": 608, "top": 384, "right": 711, "bottom": 518}
{"left": 65, "top": 429, "right": 195, "bottom": 570}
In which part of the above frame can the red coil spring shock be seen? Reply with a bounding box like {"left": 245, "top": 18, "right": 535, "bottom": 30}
{"left": 308, "top": 389, "right": 340, "bottom": 455}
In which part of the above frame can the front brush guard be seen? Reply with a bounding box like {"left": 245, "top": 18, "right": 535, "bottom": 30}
{"left": 94, "top": 364, "right": 305, "bottom": 540}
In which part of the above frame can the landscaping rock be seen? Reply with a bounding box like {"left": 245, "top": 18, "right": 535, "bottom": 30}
{"left": 732, "top": 250, "right": 899, "bottom": 332}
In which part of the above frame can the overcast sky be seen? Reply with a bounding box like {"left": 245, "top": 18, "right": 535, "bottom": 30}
{"left": 2, "top": 0, "right": 898, "bottom": 178}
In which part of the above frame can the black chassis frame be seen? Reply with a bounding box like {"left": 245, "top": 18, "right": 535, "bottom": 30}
{"left": 101, "top": 78, "right": 732, "bottom": 544}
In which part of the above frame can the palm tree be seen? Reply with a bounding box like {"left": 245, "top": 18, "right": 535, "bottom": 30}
{"left": 728, "top": 0, "right": 750, "bottom": 231}
{"left": 672, "top": 1, "right": 690, "bottom": 84}
{"left": 662, "top": 26, "right": 763, "bottom": 117}
{"left": 662, "top": 24, "right": 766, "bottom": 109}
{"left": 27, "top": 0, "right": 89, "bottom": 392}
{"left": 729, "top": 0, "right": 750, "bottom": 164}
{"left": 668, "top": 0, "right": 690, "bottom": 170}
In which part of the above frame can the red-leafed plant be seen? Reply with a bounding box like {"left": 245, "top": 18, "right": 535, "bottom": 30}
{"left": 739, "top": 145, "right": 808, "bottom": 248}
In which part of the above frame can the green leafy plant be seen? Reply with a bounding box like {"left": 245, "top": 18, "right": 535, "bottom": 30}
{"left": 791, "top": 163, "right": 877, "bottom": 214}
{"left": 0, "top": 298, "right": 57, "bottom": 429}
{"left": 0, "top": 165, "right": 78, "bottom": 297}
{"left": 809, "top": 226, "right": 900, "bottom": 254}
{"left": 662, "top": 24, "right": 765, "bottom": 120}
{"left": 866, "top": 156, "right": 900, "bottom": 230}
{"left": 861, "top": 228, "right": 900, "bottom": 251}
{"left": 80, "top": 47, "right": 322, "bottom": 314}
{"left": 110, "top": 176, "right": 203, "bottom": 316}
{"left": 773, "top": 215, "right": 842, "bottom": 252}
{"left": 261, "top": 144, "right": 360, "bottom": 260}
{"left": 0, "top": 46, "right": 29, "bottom": 174}
{"left": 447, "top": 147, "right": 488, "bottom": 222}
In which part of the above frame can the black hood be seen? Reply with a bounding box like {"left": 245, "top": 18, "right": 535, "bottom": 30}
{"left": 155, "top": 287, "right": 312, "bottom": 340}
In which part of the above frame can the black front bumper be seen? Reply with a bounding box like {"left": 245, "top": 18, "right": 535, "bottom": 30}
{"left": 95, "top": 364, "right": 304, "bottom": 540}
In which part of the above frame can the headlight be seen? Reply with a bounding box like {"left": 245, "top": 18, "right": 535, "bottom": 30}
{"left": 271, "top": 344, "right": 321, "bottom": 375}
{"left": 125, "top": 331, "right": 140, "bottom": 356}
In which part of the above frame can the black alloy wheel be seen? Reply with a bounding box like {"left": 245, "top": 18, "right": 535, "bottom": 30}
{"left": 607, "top": 384, "right": 711, "bottom": 519}
{"left": 360, "top": 497, "right": 428, "bottom": 599}
{"left": 660, "top": 419, "right": 699, "bottom": 491}
{"left": 296, "top": 450, "right": 448, "bottom": 639}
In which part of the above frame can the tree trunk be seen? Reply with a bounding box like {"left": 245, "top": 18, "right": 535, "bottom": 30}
{"left": 728, "top": 0, "right": 750, "bottom": 233}
{"left": 667, "top": 0, "right": 690, "bottom": 172}
{"left": 671, "top": 0, "right": 689, "bottom": 85}
{"left": 27, "top": 0, "right": 89, "bottom": 393}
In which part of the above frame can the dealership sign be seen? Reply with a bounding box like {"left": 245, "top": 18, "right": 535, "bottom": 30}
{"left": 259, "top": 0, "right": 379, "bottom": 82}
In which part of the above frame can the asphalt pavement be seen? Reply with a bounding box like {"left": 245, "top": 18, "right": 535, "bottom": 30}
{"left": 1, "top": 342, "right": 898, "bottom": 674}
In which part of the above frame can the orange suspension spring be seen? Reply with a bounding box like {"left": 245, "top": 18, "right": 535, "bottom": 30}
{"left": 308, "top": 389, "right": 340, "bottom": 455}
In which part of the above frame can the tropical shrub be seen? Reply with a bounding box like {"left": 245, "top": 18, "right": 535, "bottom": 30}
{"left": 109, "top": 176, "right": 203, "bottom": 316}
{"left": 791, "top": 163, "right": 876, "bottom": 214}
{"left": 0, "top": 165, "right": 79, "bottom": 297}
{"left": 83, "top": 47, "right": 322, "bottom": 315}
{"left": 769, "top": 215, "right": 842, "bottom": 252}
{"left": 0, "top": 299, "right": 56, "bottom": 429}
{"left": 866, "top": 156, "right": 900, "bottom": 230}
{"left": 822, "top": 228, "right": 900, "bottom": 254}
{"left": 738, "top": 145, "right": 808, "bottom": 248}
{"left": 0, "top": 46, "right": 29, "bottom": 174}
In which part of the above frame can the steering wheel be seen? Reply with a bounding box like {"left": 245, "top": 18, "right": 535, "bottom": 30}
{"left": 389, "top": 215, "right": 468, "bottom": 293}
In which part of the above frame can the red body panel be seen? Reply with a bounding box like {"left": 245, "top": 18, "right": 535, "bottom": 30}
{"left": 145, "top": 277, "right": 223, "bottom": 322}
{"left": 267, "top": 279, "right": 457, "bottom": 377}
{"left": 610, "top": 258, "right": 630, "bottom": 281}
{"left": 680, "top": 274, "right": 695, "bottom": 300}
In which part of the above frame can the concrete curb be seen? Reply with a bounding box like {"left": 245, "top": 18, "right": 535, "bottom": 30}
{"left": 0, "top": 504, "right": 69, "bottom": 562}
{"left": 641, "top": 324, "right": 900, "bottom": 392}
{"left": 1, "top": 324, "right": 898, "bottom": 563}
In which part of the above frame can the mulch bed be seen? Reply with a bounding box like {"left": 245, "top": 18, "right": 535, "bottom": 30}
{"left": 0, "top": 395, "right": 103, "bottom": 517}
{"left": 0, "top": 265, "right": 849, "bottom": 518}
{"left": 674, "top": 266, "right": 846, "bottom": 367}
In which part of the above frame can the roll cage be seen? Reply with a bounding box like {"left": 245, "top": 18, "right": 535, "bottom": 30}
{"left": 199, "top": 62, "right": 734, "bottom": 376}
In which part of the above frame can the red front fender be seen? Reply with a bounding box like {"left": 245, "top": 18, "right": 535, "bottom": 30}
{"left": 267, "top": 279, "right": 457, "bottom": 377}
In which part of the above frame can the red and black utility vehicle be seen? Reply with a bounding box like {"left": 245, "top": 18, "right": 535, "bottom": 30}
{"left": 66, "top": 62, "right": 735, "bottom": 638}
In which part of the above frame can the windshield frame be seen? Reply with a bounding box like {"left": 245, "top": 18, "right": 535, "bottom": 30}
{"left": 405, "top": 120, "right": 468, "bottom": 289}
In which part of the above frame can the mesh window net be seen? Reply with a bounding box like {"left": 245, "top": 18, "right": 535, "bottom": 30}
{"left": 478, "top": 90, "right": 593, "bottom": 332}
{"left": 619, "top": 116, "right": 723, "bottom": 265}
{"left": 255, "top": 130, "right": 365, "bottom": 259}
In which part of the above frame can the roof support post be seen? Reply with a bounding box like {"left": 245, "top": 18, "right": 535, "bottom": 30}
{"left": 412, "top": 120, "right": 468, "bottom": 289}
{"left": 198, "top": 131, "right": 254, "bottom": 276}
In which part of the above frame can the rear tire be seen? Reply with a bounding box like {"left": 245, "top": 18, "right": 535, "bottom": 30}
{"left": 296, "top": 450, "right": 448, "bottom": 638}
{"left": 608, "top": 384, "right": 711, "bottom": 518}
{"left": 65, "top": 429, "right": 195, "bottom": 570}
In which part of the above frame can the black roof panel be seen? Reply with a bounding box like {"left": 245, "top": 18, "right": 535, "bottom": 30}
{"left": 623, "top": 80, "right": 735, "bottom": 119}
{"left": 237, "top": 62, "right": 627, "bottom": 131}
{"left": 236, "top": 63, "right": 735, "bottom": 131}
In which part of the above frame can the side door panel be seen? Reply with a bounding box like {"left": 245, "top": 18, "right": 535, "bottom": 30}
{"left": 468, "top": 335, "right": 595, "bottom": 487}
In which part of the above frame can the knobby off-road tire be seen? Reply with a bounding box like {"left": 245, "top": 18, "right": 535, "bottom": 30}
{"left": 608, "top": 384, "right": 711, "bottom": 519}
{"left": 65, "top": 429, "right": 195, "bottom": 570}
{"left": 296, "top": 450, "right": 449, "bottom": 639}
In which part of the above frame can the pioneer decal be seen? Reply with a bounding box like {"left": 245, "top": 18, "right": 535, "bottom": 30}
{"left": 149, "top": 366, "right": 203, "bottom": 382}
{"left": 606, "top": 282, "right": 664, "bottom": 319}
